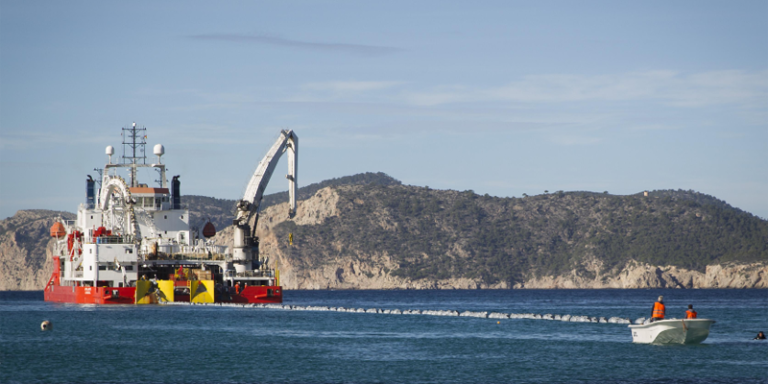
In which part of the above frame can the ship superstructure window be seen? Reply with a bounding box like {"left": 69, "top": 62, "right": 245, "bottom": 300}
{"left": 164, "top": 215, "right": 167, "bottom": 219}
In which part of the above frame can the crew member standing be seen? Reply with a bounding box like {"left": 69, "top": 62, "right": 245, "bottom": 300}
{"left": 685, "top": 304, "right": 697, "bottom": 319}
{"left": 651, "top": 296, "right": 665, "bottom": 322}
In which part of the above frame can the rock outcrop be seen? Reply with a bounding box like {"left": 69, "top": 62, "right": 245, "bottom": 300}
{"left": 0, "top": 210, "right": 74, "bottom": 291}
{"left": 213, "top": 187, "right": 767, "bottom": 290}
{"left": 516, "top": 261, "right": 766, "bottom": 289}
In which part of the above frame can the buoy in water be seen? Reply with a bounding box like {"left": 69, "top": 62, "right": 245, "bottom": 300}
{"left": 497, "top": 321, "right": 500, "bottom": 324}
{"left": 41, "top": 320, "right": 52, "bottom": 331}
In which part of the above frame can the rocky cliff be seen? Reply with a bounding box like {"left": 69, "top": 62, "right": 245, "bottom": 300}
{"left": 0, "top": 210, "right": 75, "bottom": 290}
{"left": 212, "top": 185, "right": 767, "bottom": 290}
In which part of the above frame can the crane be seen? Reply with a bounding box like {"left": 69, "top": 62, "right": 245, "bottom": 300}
{"left": 232, "top": 129, "right": 298, "bottom": 276}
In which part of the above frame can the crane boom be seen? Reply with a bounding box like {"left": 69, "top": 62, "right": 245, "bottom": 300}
{"left": 236, "top": 129, "right": 298, "bottom": 225}
{"left": 232, "top": 129, "right": 298, "bottom": 276}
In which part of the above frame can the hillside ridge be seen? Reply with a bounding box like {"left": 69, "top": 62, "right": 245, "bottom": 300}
{"left": 2, "top": 175, "right": 766, "bottom": 290}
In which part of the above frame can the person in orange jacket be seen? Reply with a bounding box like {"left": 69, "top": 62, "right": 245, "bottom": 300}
{"left": 685, "top": 304, "right": 697, "bottom": 319}
{"left": 650, "top": 295, "right": 665, "bottom": 322}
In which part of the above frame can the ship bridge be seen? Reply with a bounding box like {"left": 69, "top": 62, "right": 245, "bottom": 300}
{"left": 130, "top": 186, "right": 170, "bottom": 211}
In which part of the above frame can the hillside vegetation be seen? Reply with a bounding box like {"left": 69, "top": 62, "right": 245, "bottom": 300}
{"left": 269, "top": 184, "right": 768, "bottom": 286}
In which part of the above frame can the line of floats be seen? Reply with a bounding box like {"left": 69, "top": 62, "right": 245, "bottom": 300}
{"left": 163, "top": 301, "right": 635, "bottom": 324}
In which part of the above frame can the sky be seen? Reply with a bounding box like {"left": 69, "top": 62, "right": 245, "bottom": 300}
{"left": 1, "top": 0, "right": 766, "bottom": 220}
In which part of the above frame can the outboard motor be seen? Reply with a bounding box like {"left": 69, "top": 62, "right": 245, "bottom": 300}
{"left": 172, "top": 175, "right": 181, "bottom": 209}
{"left": 86, "top": 175, "right": 95, "bottom": 209}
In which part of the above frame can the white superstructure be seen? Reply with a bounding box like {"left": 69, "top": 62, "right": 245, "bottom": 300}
{"left": 51, "top": 123, "right": 229, "bottom": 289}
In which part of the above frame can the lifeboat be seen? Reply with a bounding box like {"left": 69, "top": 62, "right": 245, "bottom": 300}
{"left": 628, "top": 319, "right": 715, "bottom": 344}
{"left": 50, "top": 222, "right": 66, "bottom": 238}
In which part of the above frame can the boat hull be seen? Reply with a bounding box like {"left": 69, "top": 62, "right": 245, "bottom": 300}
{"left": 45, "top": 278, "right": 282, "bottom": 305}
{"left": 628, "top": 319, "right": 715, "bottom": 344}
{"left": 45, "top": 285, "right": 137, "bottom": 304}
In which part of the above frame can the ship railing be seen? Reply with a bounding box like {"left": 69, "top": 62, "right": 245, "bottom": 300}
{"left": 141, "top": 252, "right": 230, "bottom": 261}
{"left": 94, "top": 235, "right": 134, "bottom": 245}
{"left": 235, "top": 270, "right": 275, "bottom": 278}
{"left": 177, "top": 244, "right": 228, "bottom": 254}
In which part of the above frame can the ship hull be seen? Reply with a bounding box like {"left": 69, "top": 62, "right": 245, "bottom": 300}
{"left": 44, "top": 282, "right": 283, "bottom": 305}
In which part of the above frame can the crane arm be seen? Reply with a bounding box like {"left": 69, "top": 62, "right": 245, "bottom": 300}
{"left": 234, "top": 129, "right": 298, "bottom": 228}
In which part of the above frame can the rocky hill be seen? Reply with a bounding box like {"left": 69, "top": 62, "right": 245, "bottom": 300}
{"left": 213, "top": 185, "right": 768, "bottom": 290}
{"left": 183, "top": 172, "right": 400, "bottom": 233}
{"left": 0, "top": 210, "right": 75, "bottom": 290}
{"left": 2, "top": 175, "right": 766, "bottom": 290}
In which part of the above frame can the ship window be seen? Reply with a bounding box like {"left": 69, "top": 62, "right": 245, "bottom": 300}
{"left": 125, "top": 266, "right": 133, "bottom": 271}
{"left": 164, "top": 231, "right": 167, "bottom": 235}
{"left": 164, "top": 215, "right": 167, "bottom": 219}
{"left": 90, "top": 215, "right": 93, "bottom": 219}
{"left": 90, "top": 266, "right": 92, "bottom": 271}
{"left": 89, "top": 249, "right": 92, "bottom": 254}
{"left": 99, "top": 266, "right": 107, "bottom": 271}
{"left": 125, "top": 249, "right": 133, "bottom": 254}
{"left": 181, "top": 215, "right": 183, "bottom": 219}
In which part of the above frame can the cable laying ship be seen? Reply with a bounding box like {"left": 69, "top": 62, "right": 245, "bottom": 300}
{"left": 44, "top": 124, "right": 298, "bottom": 305}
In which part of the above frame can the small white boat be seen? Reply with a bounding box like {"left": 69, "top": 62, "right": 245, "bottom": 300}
{"left": 628, "top": 319, "right": 715, "bottom": 344}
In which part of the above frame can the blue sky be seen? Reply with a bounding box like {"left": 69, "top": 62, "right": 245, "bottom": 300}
{"left": 1, "top": 0, "right": 766, "bottom": 220}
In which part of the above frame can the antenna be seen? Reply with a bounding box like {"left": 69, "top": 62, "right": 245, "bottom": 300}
{"left": 93, "top": 168, "right": 104, "bottom": 189}
{"left": 154, "top": 167, "right": 167, "bottom": 187}
{"left": 121, "top": 122, "right": 147, "bottom": 187}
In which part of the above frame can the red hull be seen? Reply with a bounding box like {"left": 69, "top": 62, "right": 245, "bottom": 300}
{"left": 44, "top": 284, "right": 137, "bottom": 304}
{"left": 44, "top": 256, "right": 283, "bottom": 305}
{"left": 44, "top": 274, "right": 282, "bottom": 305}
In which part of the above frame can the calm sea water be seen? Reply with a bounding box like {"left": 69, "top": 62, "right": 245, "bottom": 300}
{"left": 1, "top": 289, "right": 766, "bottom": 384}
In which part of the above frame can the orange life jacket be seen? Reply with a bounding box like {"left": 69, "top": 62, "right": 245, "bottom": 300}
{"left": 652, "top": 302, "right": 665, "bottom": 319}
{"left": 686, "top": 310, "right": 697, "bottom": 319}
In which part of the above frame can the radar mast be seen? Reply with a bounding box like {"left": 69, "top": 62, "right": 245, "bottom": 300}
{"left": 121, "top": 122, "right": 147, "bottom": 187}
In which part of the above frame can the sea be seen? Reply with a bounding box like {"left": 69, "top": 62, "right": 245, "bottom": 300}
{"left": 1, "top": 289, "right": 766, "bottom": 384}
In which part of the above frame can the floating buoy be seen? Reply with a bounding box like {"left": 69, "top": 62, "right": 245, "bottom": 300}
{"left": 497, "top": 321, "right": 500, "bottom": 324}
{"left": 41, "top": 320, "right": 52, "bottom": 331}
